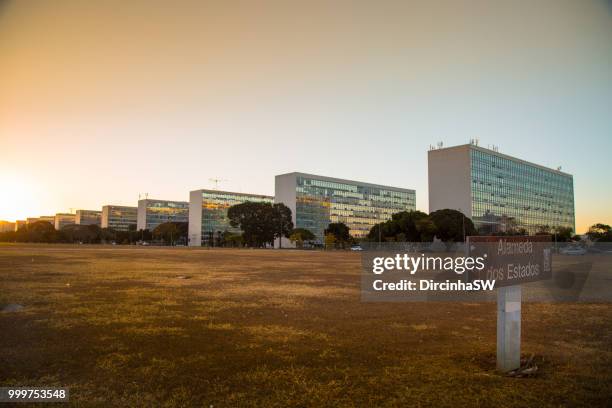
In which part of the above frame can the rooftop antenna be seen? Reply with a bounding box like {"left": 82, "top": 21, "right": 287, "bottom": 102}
{"left": 437, "top": 141, "right": 443, "bottom": 149}
{"left": 209, "top": 178, "right": 228, "bottom": 190}
{"left": 557, "top": 166, "right": 562, "bottom": 171}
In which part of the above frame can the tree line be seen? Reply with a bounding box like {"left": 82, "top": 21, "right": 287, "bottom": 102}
{"left": 2, "top": 206, "right": 606, "bottom": 247}
{"left": 0, "top": 220, "right": 189, "bottom": 245}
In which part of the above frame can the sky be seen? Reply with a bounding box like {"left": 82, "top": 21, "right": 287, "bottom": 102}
{"left": 1, "top": 0, "right": 611, "bottom": 233}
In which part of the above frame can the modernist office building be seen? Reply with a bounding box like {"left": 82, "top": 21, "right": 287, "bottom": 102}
{"left": 275, "top": 172, "right": 416, "bottom": 243}
{"left": 101, "top": 205, "right": 138, "bottom": 231}
{"left": 54, "top": 213, "right": 76, "bottom": 230}
{"left": 39, "top": 216, "right": 56, "bottom": 225}
{"left": 75, "top": 210, "right": 102, "bottom": 226}
{"left": 27, "top": 216, "right": 55, "bottom": 226}
{"left": 137, "top": 199, "right": 189, "bottom": 231}
{"left": 0, "top": 221, "right": 15, "bottom": 232}
{"left": 428, "top": 143, "right": 575, "bottom": 235}
{"left": 188, "top": 189, "right": 274, "bottom": 246}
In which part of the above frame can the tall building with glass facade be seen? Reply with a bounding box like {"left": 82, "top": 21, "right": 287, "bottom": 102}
{"left": 101, "top": 205, "right": 138, "bottom": 231}
{"left": 137, "top": 199, "right": 189, "bottom": 231}
{"left": 275, "top": 172, "right": 416, "bottom": 244}
{"left": 54, "top": 213, "right": 76, "bottom": 230}
{"left": 428, "top": 143, "right": 575, "bottom": 235}
{"left": 75, "top": 210, "right": 102, "bottom": 226}
{"left": 188, "top": 189, "right": 274, "bottom": 246}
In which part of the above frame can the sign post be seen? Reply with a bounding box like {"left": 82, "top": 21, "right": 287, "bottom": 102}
{"left": 497, "top": 285, "right": 521, "bottom": 371}
{"left": 467, "top": 235, "right": 552, "bottom": 372}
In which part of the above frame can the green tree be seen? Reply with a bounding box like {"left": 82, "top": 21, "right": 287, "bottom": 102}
{"left": 60, "top": 224, "right": 101, "bottom": 243}
{"left": 0, "top": 231, "right": 17, "bottom": 242}
{"left": 223, "top": 231, "right": 244, "bottom": 247}
{"left": 429, "top": 209, "right": 475, "bottom": 242}
{"left": 324, "top": 222, "right": 351, "bottom": 248}
{"left": 535, "top": 225, "right": 551, "bottom": 235}
{"left": 586, "top": 223, "right": 612, "bottom": 242}
{"left": 26, "top": 221, "right": 57, "bottom": 243}
{"left": 272, "top": 203, "right": 294, "bottom": 248}
{"left": 415, "top": 217, "right": 437, "bottom": 241}
{"left": 100, "top": 227, "right": 118, "bottom": 243}
{"left": 391, "top": 210, "right": 429, "bottom": 241}
{"left": 324, "top": 233, "right": 337, "bottom": 249}
{"left": 289, "top": 228, "right": 316, "bottom": 248}
{"left": 553, "top": 226, "right": 573, "bottom": 242}
{"left": 367, "top": 210, "right": 430, "bottom": 242}
{"left": 228, "top": 202, "right": 293, "bottom": 247}
{"left": 153, "top": 222, "right": 188, "bottom": 245}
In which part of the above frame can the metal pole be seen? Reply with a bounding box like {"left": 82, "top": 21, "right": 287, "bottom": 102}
{"left": 497, "top": 285, "right": 521, "bottom": 372}
{"left": 279, "top": 214, "right": 282, "bottom": 249}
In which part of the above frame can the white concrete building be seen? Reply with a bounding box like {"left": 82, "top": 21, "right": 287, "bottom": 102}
{"left": 75, "top": 210, "right": 102, "bottom": 226}
{"left": 54, "top": 213, "right": 76, "bottom": 230}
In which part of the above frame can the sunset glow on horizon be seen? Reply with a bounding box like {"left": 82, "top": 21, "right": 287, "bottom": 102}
{"left": 1, "top": 0, "right": 611, "bottom": 233}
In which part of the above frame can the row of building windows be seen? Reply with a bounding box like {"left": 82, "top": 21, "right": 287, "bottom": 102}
{"left": 470, "top": 149, "right": 575, "bottom": 234}
{"left": 296, "top": 176, "right": 415, "bottom": 241}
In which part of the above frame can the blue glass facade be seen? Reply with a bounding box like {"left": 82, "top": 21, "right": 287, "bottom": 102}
{"left": 293, "top": 174, "right": 416, "bottom": 242}
{"left": 470, "top": 148, "right": 575, "bottom": 234}
{"left": 139, "top": 200, "right": 189, "bottom": 231}
{"left": 200, "top": 191, "right": 273, "bottom": 242}
{"left": 102, "top": 205, "right": 137, "bottom": 231}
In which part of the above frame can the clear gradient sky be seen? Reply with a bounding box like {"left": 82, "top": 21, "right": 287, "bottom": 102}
{"left": 1, "top": 0, "right": 611, "bottom": 233}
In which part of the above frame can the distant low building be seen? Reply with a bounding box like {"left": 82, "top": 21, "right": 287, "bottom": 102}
{"left": 14, "top": 220, "right": 27, "bottom": 231}
{"left": 75, "top": 210, "right": 102, "bottom": 226}
{"left": 39, "top": 216, "right": 56, "bottom": 225}
{"left": 101, "top": 205, "right": 138, "bottom": 231}
{"left": 0, "top": 221, "right": 15, "bottom": 233}
{"left": 54, "top": 213, "right": 76, "bottom": 230}
{"left": 137, "top": 199, "right": 189, "bottom": 231}
{"left": 27, "top": 216, "right": 55, "bottom": 227}
{"left": 188, "top": 189, "right": 274, "bottom": 246}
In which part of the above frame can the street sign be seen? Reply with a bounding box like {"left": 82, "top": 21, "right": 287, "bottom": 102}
{"left": 467, "top": 235, "right": 553, "bottom": 372}
{"left": 467, "top": 235, "right": 552, "bottom": 287}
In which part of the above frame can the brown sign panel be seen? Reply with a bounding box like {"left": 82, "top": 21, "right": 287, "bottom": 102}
{"left": 467, "top": 235, "right": 552, "bottom": 287}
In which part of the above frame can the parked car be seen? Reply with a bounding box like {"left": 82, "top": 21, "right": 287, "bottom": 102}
{"left": 560, "top": 246, "right": 586, "bottom": 255}
{"left": 350, "top": 245, "right": 363, "bottom": 251}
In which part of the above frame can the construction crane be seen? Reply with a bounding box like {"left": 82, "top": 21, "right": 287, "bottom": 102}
{"left": 209, "top": 178, "right": 228, "bottom": 190}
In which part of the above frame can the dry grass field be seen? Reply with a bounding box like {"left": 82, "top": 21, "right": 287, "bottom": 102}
{"left": 1, "top": 244, "right": 611, "bottom": 407}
